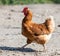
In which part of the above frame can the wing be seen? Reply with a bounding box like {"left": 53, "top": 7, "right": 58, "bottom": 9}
{"left": 23, "top": 23, "right": 34, "bottom": 35}
{"left": 29, "top": 23, "right": 51, "bottom": 36}
{"left": 23, "top": 22, "right": 50, "bottom": 36}
{"left": 29, "top": 24, "right": 43, "bottom": 36}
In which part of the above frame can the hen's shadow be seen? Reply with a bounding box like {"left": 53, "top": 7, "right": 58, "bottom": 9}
{"left": 0, "top": 46, "right": 36, "bottom": 52}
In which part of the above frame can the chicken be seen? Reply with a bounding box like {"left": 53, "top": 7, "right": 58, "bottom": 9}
{"left": 21, "top": 7, "right": 55, "bottom": 51}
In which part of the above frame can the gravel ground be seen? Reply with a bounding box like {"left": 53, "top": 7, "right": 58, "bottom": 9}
{"left": 0, "top": 4, "right": 60, "bottom": 56}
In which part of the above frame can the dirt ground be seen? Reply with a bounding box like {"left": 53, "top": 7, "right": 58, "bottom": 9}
{"left": 0, "top": 4, "right": 60, "bottom": 56}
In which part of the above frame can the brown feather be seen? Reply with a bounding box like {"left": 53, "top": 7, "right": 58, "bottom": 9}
{"left": 21, "top": 8, "right": 55, "bottom": 48}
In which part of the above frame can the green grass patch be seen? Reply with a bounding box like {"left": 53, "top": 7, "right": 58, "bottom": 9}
{"left": 0, "top": 0, "right": 60, "bottom": 5}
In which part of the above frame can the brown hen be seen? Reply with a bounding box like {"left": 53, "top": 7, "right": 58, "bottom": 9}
{"left": 21, "top": 7, "right": 55, "bottom": 51}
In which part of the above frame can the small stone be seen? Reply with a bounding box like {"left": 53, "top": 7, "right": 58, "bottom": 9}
{"left": 11, "top": 9, "right": 15, "bottom": 12}
{"left": 56, "top": 51, "right": 60, "bottom": 55}
{"left": 7, "top": 17, "right": 11, "bottom": 19}
{"left": 12, "top": 54, "right": 15, "bottom": 55}
{"left": 23, "top": 53, "right": 26, "bottom": 55}
{"left": 0, "top": 50, "right": 2, "bottom": 53}
{"left": 7, "top": 55, "right": 10, "bottom": 56}
{"left": 58, "top": 25, "right": 60, "bottom": 27}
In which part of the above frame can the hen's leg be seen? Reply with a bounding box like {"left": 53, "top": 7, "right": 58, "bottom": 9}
{"left": 21, "top": 43, "right": 28, "bottom": 48}
{"left": 42, "top": 44, "right": 46, "bottom": 51}
{"left": 21, "top": 38, "right": 32, "bottom": 48}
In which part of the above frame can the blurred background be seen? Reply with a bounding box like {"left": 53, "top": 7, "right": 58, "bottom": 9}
{"left": 0, "top": 0, "right": 60, "bottom": 5}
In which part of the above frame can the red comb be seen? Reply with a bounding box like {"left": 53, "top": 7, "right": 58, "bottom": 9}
{"left": 22, "top": 7, "right": 28, "bottom": 12}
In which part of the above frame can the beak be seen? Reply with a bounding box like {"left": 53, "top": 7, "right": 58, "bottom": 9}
{"left": 21, "top": 11, "right": 23, "bottom": 12}
{"left": 21, "top": 10, "right": 24, "bottom": 13}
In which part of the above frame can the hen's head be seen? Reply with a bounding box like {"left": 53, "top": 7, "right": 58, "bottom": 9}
{"left": 22, "top": 7, "right": 29, "bottom": 16}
